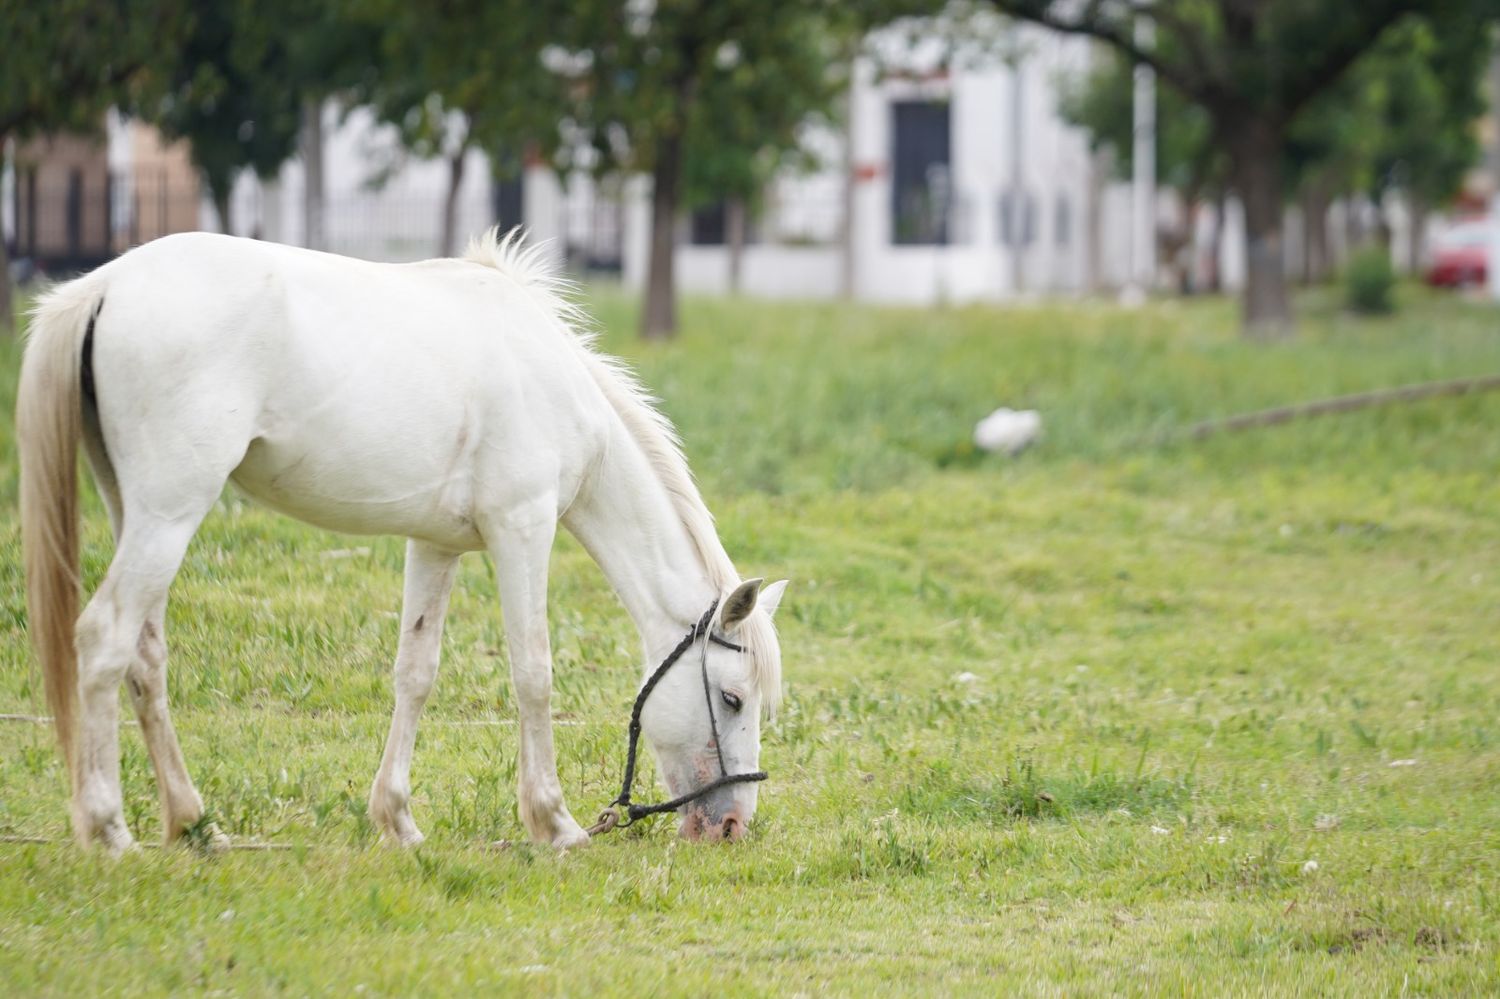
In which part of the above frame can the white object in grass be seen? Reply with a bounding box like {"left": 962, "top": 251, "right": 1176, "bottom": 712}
{"left": 974, "top": 407, "right": 1042, "bottom": 455}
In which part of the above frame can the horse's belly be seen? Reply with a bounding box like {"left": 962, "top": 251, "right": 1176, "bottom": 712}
{"left": 230, "top": 436, "right": 484, "bottom": 551}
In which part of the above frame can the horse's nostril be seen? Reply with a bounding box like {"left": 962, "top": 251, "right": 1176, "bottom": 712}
{"left": 721, "top": 816, "right": 741, "bottom": 841}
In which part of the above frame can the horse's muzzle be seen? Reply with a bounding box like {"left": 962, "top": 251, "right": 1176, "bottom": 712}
{"left": 679, "top": 806, "right": 748, "bottom": 842}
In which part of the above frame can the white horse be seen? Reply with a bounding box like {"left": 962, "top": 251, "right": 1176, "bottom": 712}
{"left": 17, "top": 229, "right": 787, "bottom": 851}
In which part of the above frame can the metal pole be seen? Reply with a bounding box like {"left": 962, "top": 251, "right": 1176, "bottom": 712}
{"left": 1010, "top": 54, "right": 1026, "bottom": 296}
{"left": 839, "top": 61, "right": 857, "bottom": 300}
{"left": 1124, "top": 1, "right": 1155, "bottom": 304}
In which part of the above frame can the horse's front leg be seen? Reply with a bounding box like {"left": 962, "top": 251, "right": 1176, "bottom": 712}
{"left": 488, "top": 513, "right": 589, "bottom": 848}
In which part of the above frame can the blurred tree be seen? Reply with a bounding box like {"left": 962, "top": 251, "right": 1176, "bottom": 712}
{"left": 1059, "top": 49, "right": 1225, "bottom": 293}
{"left": 280, "top": 5, "right": 385, "bottom": 251}
{"left": 348, "top": 0, "right": 570, "bottom": 256}
{"left": 562, "top": 0, "right": 852, "bottom": 338}
{"left": 983, "top": 0, "right": 1491, "bottom": 338}
{"left": 0, "top": 0, "right": 188, "bottom": 329}
{"left": 1285, "top": 13, "right": 1488, "bottom": 281}
{"left": 1067, "top": 14, "right": 1491, "bottom": 294}
{"left": 1365, "top": 16, "right": 1490, "bottom": 270}
{"left": 140, "top": 1, "right": 378, "bottom": 238}
{"left": 143, "top": 2, "right": 300, "bottom": 233}
{"left": 681, "top": 16, "right": 847, "bottom": 294}
{"left": 1282, "top": 77, "right": 1380, "bottom": 284}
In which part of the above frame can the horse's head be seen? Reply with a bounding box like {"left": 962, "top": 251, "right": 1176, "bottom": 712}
{"left": 641, "top": 577, "right": 787, "bottom": 842}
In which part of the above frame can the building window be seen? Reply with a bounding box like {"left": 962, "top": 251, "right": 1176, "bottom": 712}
{"left": 891, "top": 100, "right": 952, "bottom": 246}
{"left": 1054, "top": 193, "right": 1071, "bottom": 248}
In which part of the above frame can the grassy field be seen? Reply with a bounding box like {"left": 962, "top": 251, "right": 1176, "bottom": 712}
{"left": 1, "top": 284, "right": 1498, "bottom": 995}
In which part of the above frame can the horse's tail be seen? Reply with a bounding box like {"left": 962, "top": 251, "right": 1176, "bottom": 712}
{"left": 17, "top": 276, "right": 105, "bottom": 787}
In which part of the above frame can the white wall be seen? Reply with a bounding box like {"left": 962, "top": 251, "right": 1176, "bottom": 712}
{"left": 677, "top": 246, "right": 843, "bottom": 299}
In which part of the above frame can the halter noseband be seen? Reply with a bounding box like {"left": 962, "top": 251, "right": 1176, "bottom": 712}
{"left": 587, "top": 598, "right": 768, "bottom": 835}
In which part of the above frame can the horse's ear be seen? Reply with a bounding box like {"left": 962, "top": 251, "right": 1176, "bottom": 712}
{"left": 759, "top": 579, "right": 789, "bottom": 619}
{"left": 720, "top": 578, "right": 764, "bottom": 631}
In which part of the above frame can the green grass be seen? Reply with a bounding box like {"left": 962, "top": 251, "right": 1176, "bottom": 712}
{"left": 2, "top": 284, "right": 1499, "bottom": 994}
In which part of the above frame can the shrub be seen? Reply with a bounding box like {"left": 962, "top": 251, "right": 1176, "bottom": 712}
{"left": 1345, "top": 247, "right": 1396, "bottom": 314}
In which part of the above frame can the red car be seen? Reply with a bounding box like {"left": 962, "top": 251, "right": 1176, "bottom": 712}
{"left": 1425, "top": 219, "right": 1492, "bottom": 288}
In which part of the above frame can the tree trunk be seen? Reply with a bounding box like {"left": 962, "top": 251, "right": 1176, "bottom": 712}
{"left": 1405, "top": 193, "right": 1426, "bottom": 275}
{"left": 640, "top": 128, "right": 684, "bottom": 340}
{"left": 1168, "top": 183, "right": 1200, "bottom": 294}
{"left": 301, "top": 97, "right": 325, "bottom": 251}
{"left": 1230, "top": 119, "right": 1293, "bottom": 339}
{"left": 1204, "top": 189, "right": 1226, "bottom": 294}
{"left": 0, "top": 226, "right": 12, "bottom": 334}
{"left": 213, "top": 185, "right": 233, "bottom": 235}
{"left": 726, "top": 195, "right": 746, "bottom": 295}
{"left": 440, "top": 144, "right": 467, "bottom": 258}
{"left": 1302, "top": 180, "right": 1331, "bottom": 284}
{"left": 1372, "top": 197, "right": 1392, "bottom": 253}
{"left": 0, "top": 131, "right": 11, "bottom": 333}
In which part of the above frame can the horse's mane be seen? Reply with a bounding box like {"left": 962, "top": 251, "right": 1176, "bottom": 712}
{"left": 461, "top": 228, "right": 782, "bottom": 710}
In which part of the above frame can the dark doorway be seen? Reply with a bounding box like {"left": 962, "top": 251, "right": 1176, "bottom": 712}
{"left": 891, "top": 100, "right": 952, "bottom": 246}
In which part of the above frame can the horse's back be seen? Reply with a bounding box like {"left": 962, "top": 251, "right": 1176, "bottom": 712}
{"left": 84, "top": 233, "right": 610, "bottom": 549}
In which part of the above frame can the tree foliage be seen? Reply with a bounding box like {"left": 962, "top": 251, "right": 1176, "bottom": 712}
{"left": 141, "top": 1, "right": 305, "bottom": 226}
{"left": 1062, "top": 8, "right": 1490, "bottom": 288}
{"left": 1288, "top": 13, "right": 1489, "bottom": 207}
{"left": 0, "top": 0, "right": 191, "bottom": 328}
{"left": 986, "top": 0, "right": 1491, "bottom": 336}
{"left": 1059, "top": 51, "right": 1219, "bottom": 198}
{"left": 559, "top": 0, "right": 854, "bottom": 337}
{"left": 0, "top": 0, "right": 188, "bottom": 138}
{"left": 132, "top": 1, "right": 381, "bottom": 229}
{"left": 1059, "top": 49, "right": 1225, "bottom": 291}
{"left": 337, "top": 0, "right": 573, "bottom": 254}
{"left": 348, "top": 0, "right": 569, "bottom": 167}
{"left": 681, "top": 18, "right": 845, "bottom": 211}
{"left": 1363, "top": 16, "right": 1489, "bottom": 209}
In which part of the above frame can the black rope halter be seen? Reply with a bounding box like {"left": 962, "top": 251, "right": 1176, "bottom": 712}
{"left": 587, "top": 598, "right": 767, "bottom": 835}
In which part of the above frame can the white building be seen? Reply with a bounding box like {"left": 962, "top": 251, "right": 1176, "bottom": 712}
{"left": 665, "top": 26, "right": 1106, "bottom": 304}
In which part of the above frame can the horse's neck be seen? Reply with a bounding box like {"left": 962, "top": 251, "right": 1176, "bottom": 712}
{"left": 563, "top": 424, "right": 720, "bottom": 662}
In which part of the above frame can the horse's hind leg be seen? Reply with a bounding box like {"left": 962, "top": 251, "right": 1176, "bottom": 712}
{"left": 74, "top": 514, "right": 209, "bottom": 850}
{"left": 127, "top": 590, "right": 218, "bottom": 845}
{"left": 77, "top": 422, "right": 207, "bottom": 843}
{"left": 369, "top": 540, "right": 458, "bottom": 846}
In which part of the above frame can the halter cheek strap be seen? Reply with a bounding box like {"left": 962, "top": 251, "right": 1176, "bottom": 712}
{"left": 587, "top": 598, "right": 767, "bottom": 836}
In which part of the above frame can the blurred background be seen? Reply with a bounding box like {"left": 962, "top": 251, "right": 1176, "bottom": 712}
{"left": 3, "top": 0, "right": 1498, "bottom": 340}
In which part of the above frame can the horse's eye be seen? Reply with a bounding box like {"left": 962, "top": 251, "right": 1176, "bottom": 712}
{"left": 721, "top": 690, "right": 743, "bottom": 713}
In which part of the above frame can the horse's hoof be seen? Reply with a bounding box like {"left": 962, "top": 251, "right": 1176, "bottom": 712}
{"left": 551, "top": 826, "right": 590, "bottom": 850}
{"left": 383, "top": 829, "right": 424, "bottom": 849}
{"left": 87, "top": 818, "right": 136, "bottom": 856}
{"left": 104, "top": 837, "right": 140, "bottom": 857}
{"left": 177, "top": 818, "right": 230, "bottom": 855}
